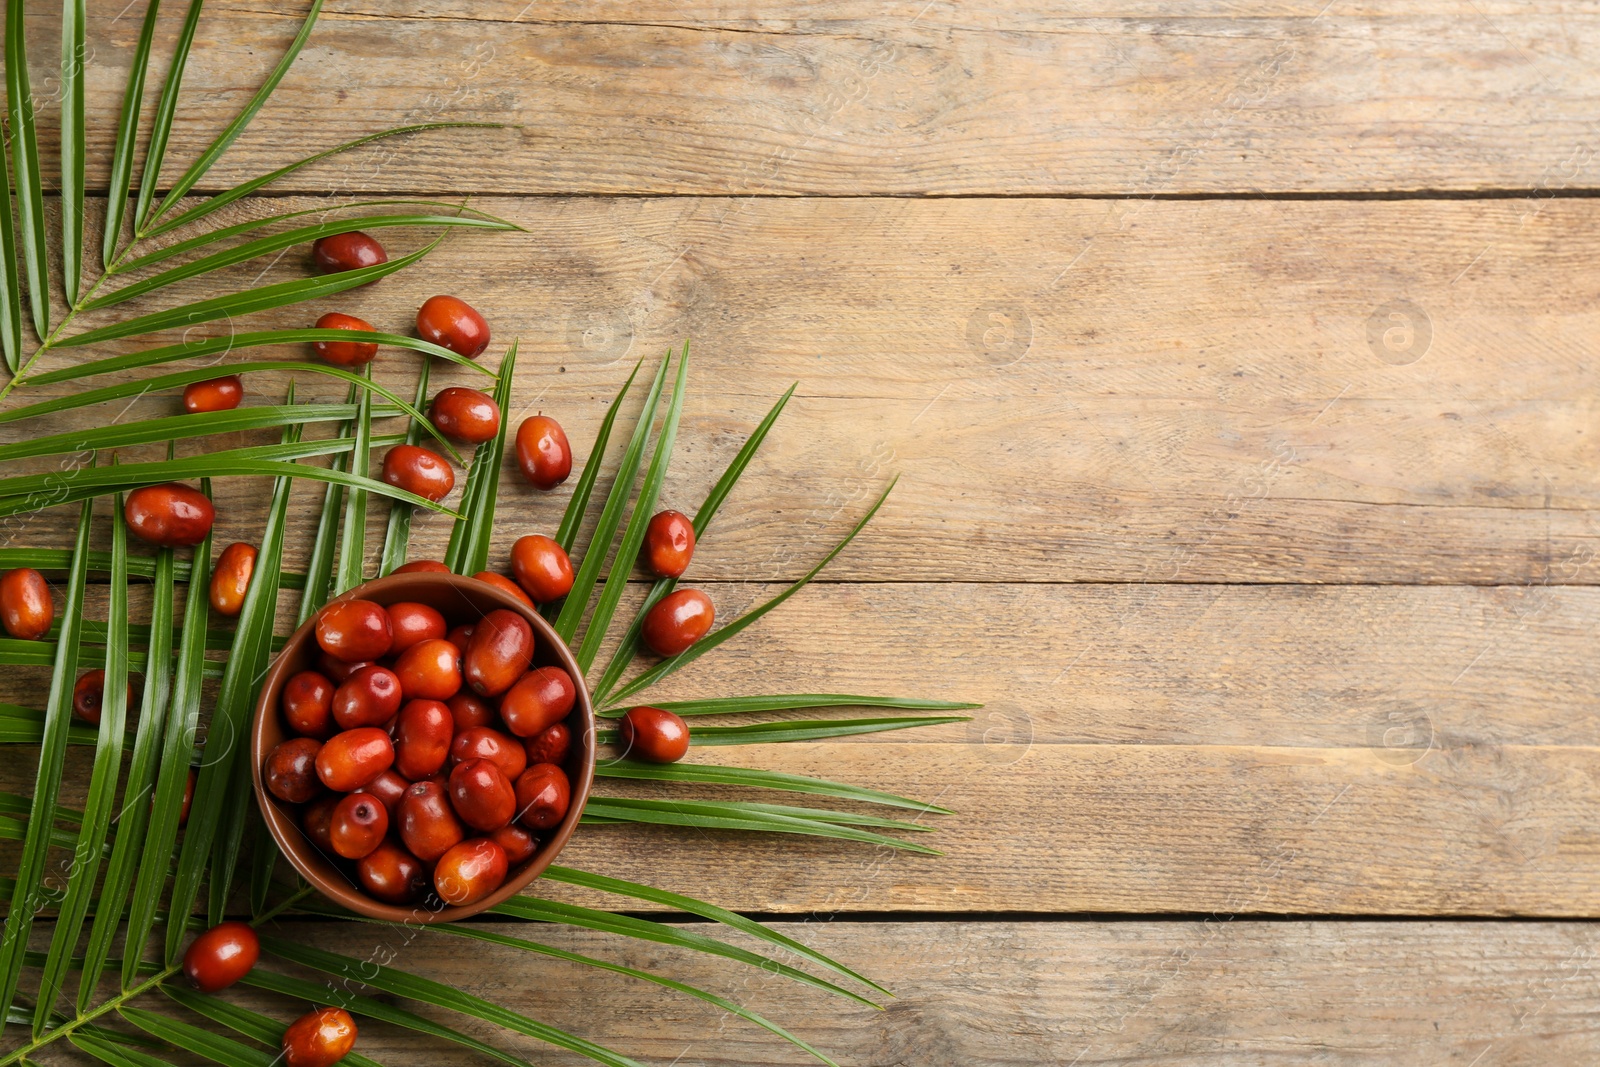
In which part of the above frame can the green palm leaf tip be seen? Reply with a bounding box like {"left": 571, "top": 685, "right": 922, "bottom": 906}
{"left": 101, "top": 0, "right": 163, "bottom": 266}
{"left": 60, "top": 0, "right": 87, "bottom": 305}
{"left": 6, "top": 0, "right": 48, "bottom": 337}
{"left": 380, "top": 358, "right": 432, "bottom": 574}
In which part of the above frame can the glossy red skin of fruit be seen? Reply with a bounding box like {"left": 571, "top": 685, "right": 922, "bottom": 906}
{"left": 354, "top": 769, "right": 410, "bottom": 815}
{"left": 416, "top": 295, "right": 491, "bottom": 358}
{"left": 433, "top": 838, "right": 508, "bottom": 906}
{"left": 499, "top": 666, "right": 576, "bottom": 739}
{"left": 509, "top": 535, "right": 574, "bottom": 604}
{"left": 281, "top": 670, "right": 336, "bottom": 738}
{"left": 317, "top": 653, "right": 373, "bottom": 684}
{"left": 0, "top": 568, "right": 52, "bottom": 640}
{"left": 450, "top": 727, "right": 527, "bottom": 781}
{"left": 397, "top": 779, "right": 465, "bottom": 862}
{"left": 208, "top": 542, "right": 257, "bottom": 617}
{"left": 282, "top": 1007, "right": 358, "bottom": 1067}
{"left": 72, "top": 669, "right": 107, "bottom": 725}
{"left": 314, "top": 728, "right": 394, "bottom": 792}
{"left": 446, "top": 691, "right": 495, "bottom": 732}
{"left": 311, "top": 311, "right": 379, "bottom": 366}
{"left": 641, "top": 588, "right": 715, "bottom": 657}
{"left": 179, "top": 768, "right": 196, "bottom": 825}
{"left": 393, "top": 638, "right": 463, "bottom": 701}
{"left": 523, "top": 721, "right": 572, "bottom": 767}
{"left": 619, "top": 706, "right": 690, "bottom": 763}
{"left": 386, "top": 601, "right": 447, "bottom": 655}
{"left": 429, "top": 387, "right": 501, "bottom": 444}
{"left": 514, "top": 763, "right": 572, "bottom": 831}
{"left": 265, "top": 738, "right": 324, "bottom": 804}
{"left": 643, "top": 509, "right": 696, "bottom": 578}
{"left": 462, "top": 609, "right": 534, "bottom": 697}
{"left": 124, "top": 483, "right": 214, "bottom": 548}
{"left": 393, "top": 559, "right": 450, "bottom": 575}
{"left": 301, "top": 795, "right": 338, "bottom": 853}
{"left": 315, "top": 599, "right": 393, "bottom": 662}
{"left": 382, "top": 445, "right": 455, "bottom": 503}
{"left": 182, "top": 921, "right": 260, "bottom": 992}
{"left": 393, "top": 699, "right": 454, "bottom": 780}
{"left": 312, "top": 231, "right": 387, "bottom": 275}
{"left": 331, "top": 665, "right": 403, "bottom": 730}
{"left": 448, "top": 758, "right": 516, "bottom": 832}
{"left": 491, "top": 824, "right": 539, "bottom": 865}
{"left": 514, "top": 415, "right": 572, "bottom": 490}
{"left": 329, "top": 793, "right": 390, "bottom": 859}
{"left": 470, "top": 570, "right": 534, "bottom": 610}
{"left": 357, "top": 841, "right": 430, "bottom": 904}
{"left": 182, "top": 375, "right": 243, "bottom": 415}
{"left": 445, "top": 623, "right": 475, "bottom": 657}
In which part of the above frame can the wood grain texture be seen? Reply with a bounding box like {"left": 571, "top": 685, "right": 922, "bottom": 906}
{"left": 19, "top": 1, "right": 1600, "bottom": 196}
{"left": 6, "top": 196, "right": 1599, "bottom": 585}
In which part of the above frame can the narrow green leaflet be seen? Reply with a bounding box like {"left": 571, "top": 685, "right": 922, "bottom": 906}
{"left": 0, "top": 496, "right": 92, "bottom": 1023}
{"left": 583, "top": 797, "right": 939, "bottom": 854}
{"left": 602, "top": 714, "right": 966, "bottom": 747}
{"left": 145, "top": 0, "right": 327, "bottom": 225}
{"left": 0, "top": 547, "right": 303, "bottom": 587}
{"left": 34, "top": 496, "right": 130, "bottom": 1034}
{"left": 300, "top": 386, "right": 357, "bottom": 623}
{"left": 0, "top": 403, "right": 390, "bottom": 463}
{"left": 595, "top": 758, "right": 952, "bottom": 813}
{"left": 132, "top": 0, "right": 202, "bottom": 231}
{"left": 123, "top": 507, "right": 211, "bottom": 986}
{"left": 246, "top": 811, "right": 276, "bottom": 917}
{"left": 101, "top": 0, "right": 164, "bottom": 266}
{"left": 160, "top": 985, "right": 386, "bottom": 1067}
{"left": 576, "top": 344, "right": 688, "bottom": 673}
{"left": 60, "top": 0, "right": 87, "bottom": 305}
{"left": 444, "top": 343, "right": 517, "bottom": 574}
{"left": 552, "top": 358, "right": 643, "bottom": 555}
{"left": 380, "top": 360, "right": 431, "bottom": 575}
{"left": 70, "top": 1035, "right": 179, "bottom": 1067}
{"left": 0, "top": 127, "right": 21, "bottom": 372}
{"left": 591, "top": 383, "right": 795, "bottom": 702}
{"left": 608, "top": 692, "right": 980, "bottom": 717}
{"left": 55, "top": 238, "right": 440, "bottom": 349}
{"left": 335, "top": 368, "right": 374, "bottom": 594}
{"left": 79, "top": 549, "right": 175, "bottom": 1008}
{"left": 121, "top": 1006, "right": 276, "bottom": 1067}
{"left": 261, "top": 937, "right": 648, "bottom": 1067}
{"left": 608, "top": 479, "right": 897, "bottom": 704}
{"left": 587, "top": 795, "right": 938, "bottom": 835}
{"left": 5, "top": 0, "right": 48, "bottom": 337}
{"left": 554, "top": 352, "right": 673, "bottom": 643}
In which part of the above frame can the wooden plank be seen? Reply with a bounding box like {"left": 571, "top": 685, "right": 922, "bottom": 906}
{"left": 6, "top": 196, "right": 1599, "bottom": 585}
{"left": 21, "top": 2, "right": 1600, "bottom": 196}
{"left": 221, "top": 919, "right": 1599, "bottom": 1066}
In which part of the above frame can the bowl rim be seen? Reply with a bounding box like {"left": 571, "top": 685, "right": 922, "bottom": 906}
{"left": 250, "top": 571, "right": 596, "bottom": 922}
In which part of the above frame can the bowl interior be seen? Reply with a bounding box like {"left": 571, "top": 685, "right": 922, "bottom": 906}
{"left": 251, "top": 572, "right": 595, "bottom": 922}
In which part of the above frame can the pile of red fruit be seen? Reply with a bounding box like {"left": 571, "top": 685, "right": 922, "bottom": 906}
{"left": 261, "top": 596, "right": 579, "bottom": 908}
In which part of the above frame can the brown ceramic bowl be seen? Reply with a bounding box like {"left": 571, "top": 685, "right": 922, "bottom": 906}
{"left": 251, "top": 572, "right": 594, "bottom": 922}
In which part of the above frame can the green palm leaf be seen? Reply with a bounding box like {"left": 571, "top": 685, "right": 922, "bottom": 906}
{"left": 613, "top": 692, "right": 980, "bottom": 717}
{"left": 70, "top": 1034, "right": 178, "bottom": 1067}
{"left": 602, "top": 713, "right": 966, "bottom": 746}
{"left": 132, "top": 0, "right": 202, "bottom": 232}
{"left": 161, "top": 985, "right": 386, "bottom": 1067}
{"left": 379, "top": 361, "right": 432, "bottom": 574}
{"left": 5, "top": 0, "right": 48, "bottom": 338}
{"left": 60, "top": 0, "right": 87, "bottom": 305}
{"left": 596, "top": 758, "right": 952, "bottom": 812}
{"left": 121, "top": 1006, "right": 276, "bottom": 1067}
{"left": 101, "top": 0, "right": 164, "bottom": 266}
{"left": 0, "top": 128, "right": 22, "bottom": 372}
{"left": 552, "top": 358, "right": 642, "bottom": 556}
{"left": 335, "top": 368, "right": 375, "bottom": 593}
{"left": 583, "top": 797, "right": 940, "bottom": 854}
{"left": 300, "top": 385, "right": 358, "bottom": 623}
{"left": 443, "top": 342, "right": 516, "bottom": 574}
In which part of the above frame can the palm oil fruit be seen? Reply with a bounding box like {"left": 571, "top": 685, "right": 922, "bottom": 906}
{"left": 491, "top": 824, "right": 539, "bottom": 866}
{"left": 618, "top": 706, "right": 690, "bottom": 764}
{"left": 499, "top": 666, "right": 575, "bottom": 739}
{"left": 640, "top": 588, "right": 715, "bottom": 657}
{"left": 522, "top": 721, "right": 571, "bottom": 767}
{"left": 514, "top": 415, "right": 572, "bottom": 490}
{"left": 357, "top": 841, "right": 429, "bottom": 904}
{"left": 72, "top": 669, "right": 110, "bottom": 725}
{"left": 462, "top": 609, "right": 534, "bottom": 697}
{"left": 398, "top": 779, "right": 465, "bottom": 862}
{"left": 386, "top": 601, "right": 448, "bottom": 655}
{"left": 124, "top": 483, "right": 214, "bottom": 548}
{"left": 393, "top": 699, "right": 454, "bottom": 780}
{"left": 181, "top": 375, "right": 243, "bottom": 414}
{"left": 450, "top": 727, "right": 527, "bottom": 781}
{"left": 265, "top": 738, "right": 324, "bottom": 804}
{"left": 417, "top": 295, "right": 491, "bottom": 358}
{"left": 0, "top": 567, "right": 52, "bottom": 640}
{"left": 331, "top": 665, "right": 403, "bottom": 730}
{"left": 315, "top": 599, "right": 393, "bottom": 662}
{"left": 429, "top": 387, "right": 501, "bottom": 444}
{"left": 393, "top": 559, "right": 450, "bottom": 575}
{"left": 381, "top": 444, "right": 456, "bottom": 503}
{"left": 355, "top": 769, "right": 409, "bottom": 815}
{"left": 182, "top": 921, "right": 260, "bottom": 993}
{"left": 282, "top": 670, "right": 336, "bottom": 738}
{"left": 471, "top": 570, "right": 534, "bottom": 609}
{"left": 282, "top": 1006, "right": 358, "bottom": 1067}
{"left": 433, "top": 838, "right": 508, "bottom": 906}
{"left": 208, "top": 541, "right": 257, "bottom": 617}
{"left": 509, "top": 535, "right": 573, "bottom": 604}
{"left": 311, "top": 311, "right": 379, "bottom": 367}
{"left": 329, "top": 793, "right": 389, "bottom": 859}
{"left": 514, "top": 763, "right": 571, "bottom": 830}
{"left": 312, "top": 231, "right": 387, "bottom": 275}
{"left": 448, "top": 757, "right": 517, "bottom": 832}
{"left": 643, "top": 509, "right": 695, "bottom": 579}
{"left": 314, "top": 728, "right": 394, "bottom": 792}
{"left": 393, "top": 638, "right": 463, "bottom": 701}
{"left": 301, "top": 795, "right": 338, "bottom": 854}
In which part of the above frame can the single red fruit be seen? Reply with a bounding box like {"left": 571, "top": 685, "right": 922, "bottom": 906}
{"left": 315, "top": 599, "right": 392, "bottom": 662}
{"left": 446, "top": 691, "right": 495, "bottom": 731}
{"left": 265, "top": 738, "right": 324, "bottom": 804}
{"left": 445, "top": 623, "right": 475, "bottom": 657}
{"left": 354, "top": 769, "right": 410, "bottom": 815}
{"left": 208, "top": 541, "right": 257, "bottom": 618}
{"left": 499, "top": 666, "right": 576, "bottom": 739}
{"left": 643, "top": 509, "right": 696, "bottom": 578}
{"left": 331, "top": 665, "right": 403, "bottom": 730}
{"left": 394, "top": 699, "right": 455, "bottom": 780}
{"left": 618, "top": 706, "right": 690, "bottom": 763}
{"left": 450, "top": 727, "right": 527, "bottom": 781}
{"left": 471, "top": 570, "right": 534, "bottom": 610}
{"left": 429, "top": 387, "right": 501, "bottom": 444}
{"left": 124, "top": 483, "right": 214, "bottom": 548}
{"left": 330, "top": 793, "right": 390, "bottom": 860}
{"left": 417, "top": 295, "right": 491, "bottom": 358}
{"left": 312, "top": 230, "right": 387, "bottom": 275}
{"left": 433, "top": 838, "right": 508, "bottom": 906}
{"left": 393, "top": 638, "right": 463, "bottom": 701}
{"left": 282, "top": 1007, "right": 358, "bottom": 1067}
{"left": 318, "top": 652, "right": 374, "bottom": 684}
{"left": 509, "top": 535, "right": 574, "bottom": 604}
{"left": 522, "top": 721, "right": 571, "bottom": 767}
{"left": 311, "top": 311, "right": 379, "bottom": 366}
{"left": 491, "top": 824, "right": 539, "bottom": 866}
{"left": 182, "top": 921, "right": 260, "bottom": 992}
{"left": 393, "top": 559, "right": 450, "bottom": 575}
{"left": 182, "top": 375, "right": 243, "bottom": 415}
{"left": 398, "top": 779, "right": 465, "bottom": 862}
{"left": 382, "top": 445, "right": 455, "bottom": 503}
{"left": 72, "top": 669, "right": 108, "bottom": 725}
{"left": 448, "top": 758, "right": 516, "bottom": 832}
{"left": 314, "top": 728, "right": 394, "bottom": 792}
{"left": 301, "top": 795, "right": 338, "bottom": 853}
{"left": 0, "top": 568, "right": 52, "bottom": 640}
{"left": 282, "top": 670, "right": 336, "bottom": 738}
{"left": 357, "top": 841, "right": 430, "bottom": 904}
{"left": 462, "top": 609, "right": 533, "bottom": 697}
{"left": 386, "top": 601, "right": 448, "bottom": 655}
{"left": 640, "top": 588, "right": 715, "bottom": 657}
{"left": 514, "top": 415, "right": 572, "bottom": 490}
{"left": 514, "top": 763, "right": 572, "bottom": 831}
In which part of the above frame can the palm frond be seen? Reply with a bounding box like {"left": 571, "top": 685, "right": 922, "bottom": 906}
{"left": 5, "top": 0, "right": 48, "bottom": 338}
{"left": 59, "top": 0, "right": 87, "bottom": 305}
{"left": 101, "top": 0, "right": 164, "bottom": 266}
{"left": 379, "top": 360, "right": 432, "bottom": 575}
{"left": 596, "top": 758, "right": 953, "bottom": 813}
{"left": 132, "top": 0, "right": 203, "bottom": 232}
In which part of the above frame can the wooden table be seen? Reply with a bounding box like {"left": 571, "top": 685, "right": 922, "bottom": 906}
{"left": 10, "top": 2, "right": 1600, "bottom": 1063}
